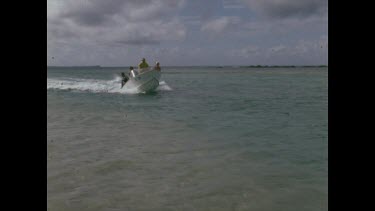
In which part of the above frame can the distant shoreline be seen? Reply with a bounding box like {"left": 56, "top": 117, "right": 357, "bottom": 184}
{"left": 47, "top": 65, "right": 328, "bottom": 68}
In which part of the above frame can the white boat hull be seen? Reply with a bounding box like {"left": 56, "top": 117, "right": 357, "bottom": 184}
{"left": 127, "top": 68, "right": 161, "bottom": 93}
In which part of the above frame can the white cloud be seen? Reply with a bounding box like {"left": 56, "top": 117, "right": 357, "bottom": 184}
{"left": 269, "top": 45, "right": 287, "bottom": 53}
{"left": 200, "top": 16, "right": 241, "bottom": 33}
{"left": 240, "top": 0, "right": 327, "bottom": 19}
{"left": 47, "top": 0, "right": 327, "bottom": 66}
{"left": 47, "top": 0, "right": 187, "bottom": 46}
{"left": 229, "top": 36, "right": 327, "bottom": 65}
{"left": 47, "top": 0, "right": 188, "bottom": 66}
{"left": 181, "top": 16, "right": 202, "bottom": 26}
{"left": 222, "top": 0, "right": 246, "bottom": 9}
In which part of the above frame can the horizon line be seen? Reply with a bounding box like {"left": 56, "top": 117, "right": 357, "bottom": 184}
{"left": 47, "top": 65, "right": 328, "bottom": 68}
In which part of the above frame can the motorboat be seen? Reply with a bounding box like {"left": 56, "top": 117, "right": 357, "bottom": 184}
{"left": 124, "top": 67, "right": 161, "bottom": 93}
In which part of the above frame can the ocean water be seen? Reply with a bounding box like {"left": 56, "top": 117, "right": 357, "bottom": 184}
{"left": 47, "top": 66, "right": 328, "bottom": 211}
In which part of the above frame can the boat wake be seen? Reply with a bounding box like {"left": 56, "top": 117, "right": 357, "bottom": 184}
{"left": 47, "top": 76, "right": 172, "bottom": 94}
{"left": 157, "top": 81, "right": 173, "bottom": 91}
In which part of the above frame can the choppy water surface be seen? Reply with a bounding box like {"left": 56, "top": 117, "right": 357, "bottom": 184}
{"left": 47, "top": 66, "right": 328, "bottom": 211}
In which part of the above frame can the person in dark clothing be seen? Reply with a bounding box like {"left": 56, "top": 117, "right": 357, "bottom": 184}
{"left": 121, "top": 68, "right": 131, "bottom": 88}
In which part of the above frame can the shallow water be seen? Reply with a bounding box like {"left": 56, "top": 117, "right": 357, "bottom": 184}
{"left": 47, "top": 66, "right": 327, "bottom": 211}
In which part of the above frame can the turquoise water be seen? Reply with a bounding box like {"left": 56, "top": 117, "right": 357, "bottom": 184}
{"left": 47, "top": 66, "right": 328, "bottom": 211}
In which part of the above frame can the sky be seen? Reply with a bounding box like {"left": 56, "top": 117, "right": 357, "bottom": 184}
{"left": 47, "top": 0, "right": 328, "bottom": 66}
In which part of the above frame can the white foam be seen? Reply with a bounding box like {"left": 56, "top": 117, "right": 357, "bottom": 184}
{"left": 157, "top": 81, "right": 173, "bottom": 91}
{"left": 47, "top": 77, "right": 172, "bottom": 94}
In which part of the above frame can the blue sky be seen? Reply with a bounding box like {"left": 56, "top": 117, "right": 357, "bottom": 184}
{"left": 47, "top": 0, "right": 328, "bottom": 66}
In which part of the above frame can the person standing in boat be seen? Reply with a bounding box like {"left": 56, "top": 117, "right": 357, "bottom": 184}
{"left": 138, "top": 58, "right": 149, "bottom": 69}
{"left": 154, "top": 61, "right": 161, "bottom": 71}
